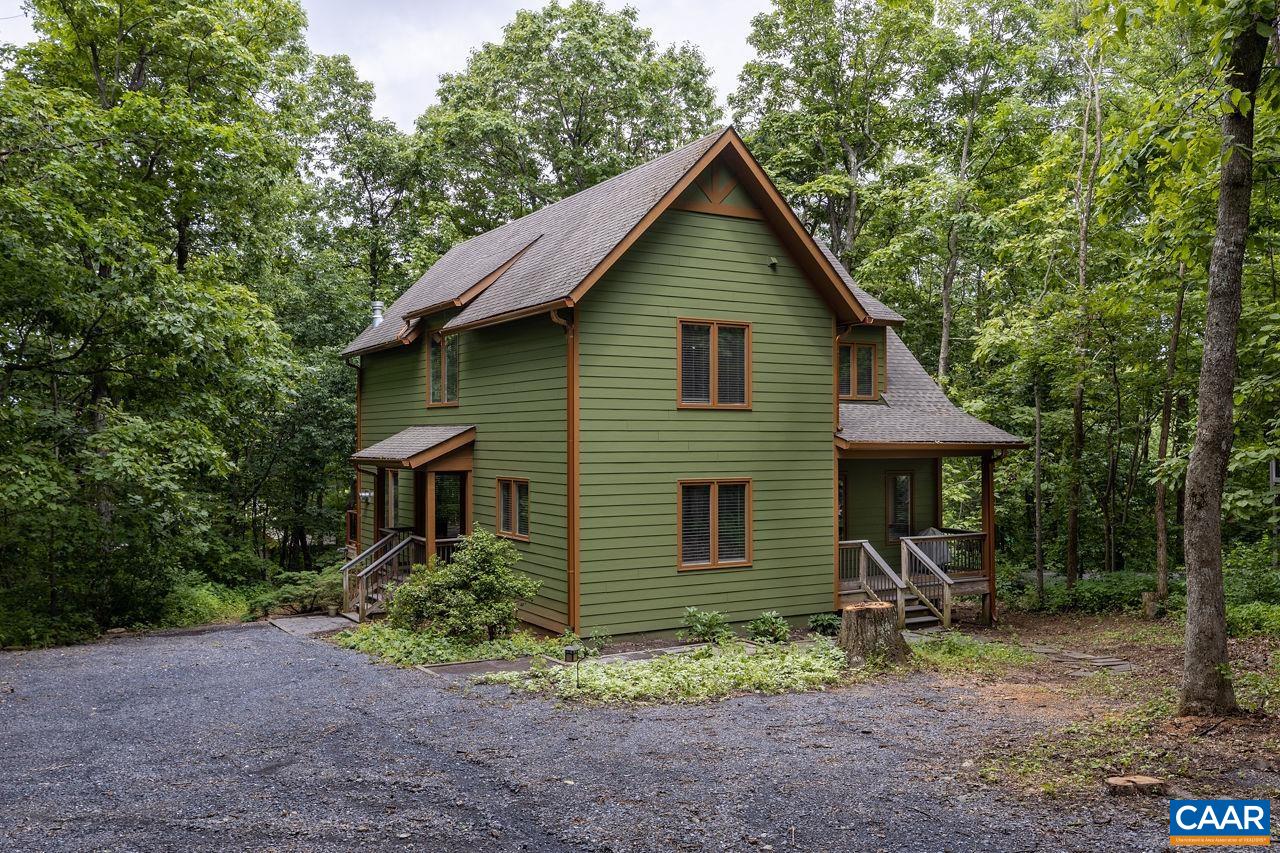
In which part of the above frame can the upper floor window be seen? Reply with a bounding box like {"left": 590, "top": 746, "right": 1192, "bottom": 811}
{"left": 678, "top": 320, "right": 750, "bottom": 409}
{"left": 838, "top": 342, "right": 877, "bottom": 400}
{"left": 428, "top": 332, "right": 459, "bottom": 406}
{"left": 678, "top": 478, "right": 752, "bottom": 569}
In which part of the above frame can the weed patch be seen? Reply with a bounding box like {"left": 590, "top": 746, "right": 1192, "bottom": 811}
{"left": 911, "top": 631, "right": 1036, "bottom": 674}
{"left": 334, "top": 623, "right": 567, "bottom": 666}
{"left": 480, "top": 640, "right": 852, "bottom": 704}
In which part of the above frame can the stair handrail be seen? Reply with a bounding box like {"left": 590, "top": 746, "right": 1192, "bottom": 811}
{"left": 355, "top": 534, "right": 421, "bottom": 579}
{"left": 900, "top": 538, "right": 954, "bottom": 628}
{"left": 341, "top": 531, "right": 402, "bottom": 612}
{"left": 859, "top": 541, "right": 908, "bottom": 627}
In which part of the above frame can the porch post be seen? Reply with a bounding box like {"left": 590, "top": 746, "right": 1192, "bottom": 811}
{"left": 424, "top": 471, "right": 436, "bottom": 565}
{"left": 981, "top": 451, "right": 996, "bottom": 624}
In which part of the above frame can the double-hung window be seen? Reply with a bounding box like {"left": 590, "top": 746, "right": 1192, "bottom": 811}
{"left": 678, "top": 479, "right": 752, "bottom": 569}
{"left": 886, "top": 472, "right": 913, "bottom": 542}
{"left": 428, "top": 332, "right": 459, "bottom": 406}
{"left": 678, "top": 320, "right": 750, "bottom": 408}
{"left": 838, "top": 342, "right": 877, "bottom": 400}
{"left": 497, "top": 477, "right": 529, "bottom": 540}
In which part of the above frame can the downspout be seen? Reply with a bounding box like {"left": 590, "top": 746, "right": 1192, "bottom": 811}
{"left": 550, "top": 309, "right": 580, "bottom": 633}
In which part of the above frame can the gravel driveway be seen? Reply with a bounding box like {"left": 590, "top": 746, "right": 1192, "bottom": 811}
{"left": 0, "top": 623, "right": 1167, "bottom": 852}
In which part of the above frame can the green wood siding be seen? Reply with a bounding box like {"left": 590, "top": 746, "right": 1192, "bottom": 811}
{"left": 577, "top": 207, "right": 837, "bottom": 634}
{"left": 839, "top": 458, "right": 939, "bottom": 570}
{"left": 357, "top": 316, "right": 568, "bottom": 628}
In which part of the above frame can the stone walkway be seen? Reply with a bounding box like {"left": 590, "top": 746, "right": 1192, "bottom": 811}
{"left": 1027, "top": 642, "right": 1134, "bottom": 675}
{"left": 267, "top": 613, "right": 356, "bottom": 637}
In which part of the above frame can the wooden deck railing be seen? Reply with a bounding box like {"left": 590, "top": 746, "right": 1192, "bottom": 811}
{"left": 838, "top": 540, "right": 908, "bottom": 626}
{"left": 900, "top": 538, "right": 953, "bottom": 628}
{"left": 435, "top": 537, "right": 461, "bottom": 564}
{"left": 340, "top": 528, "right": 424, "bottom": 620}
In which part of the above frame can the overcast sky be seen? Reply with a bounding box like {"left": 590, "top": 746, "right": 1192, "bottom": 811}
{"left": 0, "top": 0, "right": 769, "bottom": 129}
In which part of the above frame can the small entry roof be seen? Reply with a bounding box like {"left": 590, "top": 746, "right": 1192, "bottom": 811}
{"left": 350, "top": 425, "right": 475, "bottom": 468}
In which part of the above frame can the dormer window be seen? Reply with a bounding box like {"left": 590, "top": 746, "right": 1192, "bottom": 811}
{"left": 428, "top": 332, "right": 459, "bottom": 407}
{"left": 838, "top": 342, "right": 877, "bottom": 401}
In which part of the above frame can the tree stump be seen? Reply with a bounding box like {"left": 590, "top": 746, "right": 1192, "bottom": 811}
{"left": 838, "top": 602, "right": 910, "bottom": 667}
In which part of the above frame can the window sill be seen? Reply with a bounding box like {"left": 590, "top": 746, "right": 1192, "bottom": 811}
{"left": 839, "top": 395, "right": 879, "bottom": 403}
{"left": 676, "top": 403, "right": 752, "bottom": 411}
{"left": 427, "top": 402, "right": 460, "bottom": 409}
{"left": 497, "top": 532, "right": 530, "bottom": 543}
{"left": 677, "top": 560, "right": 752, "bottom": 572}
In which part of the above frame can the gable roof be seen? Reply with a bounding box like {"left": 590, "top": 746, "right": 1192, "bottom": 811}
{"left": 343, "top": 127, "right": 901, "bottom": 357}
{"left": 837, "top": 330, "right": 1025, "bottom": 451}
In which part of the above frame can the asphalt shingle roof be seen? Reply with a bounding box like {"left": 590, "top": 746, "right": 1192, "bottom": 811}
{"left": 350, "top": 425, "right": 474, "bottom": 465}
{"left": 838, "top": 330, "right": 1024, "bottom": 448}
{"left": 343, "top": 127, "right": 902, "bottom": 356}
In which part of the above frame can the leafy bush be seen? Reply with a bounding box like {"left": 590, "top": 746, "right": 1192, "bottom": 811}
{"left": 746, "top": 610, "right": 791, "bottom": 644}
{"left": 1018, "top": 572, "right": 1176, "bottom": 614}
{"left": 1223, "top": 538, "right": 1280, "bottom": 606}
{"left": 334, "top": 623, "right": 566, "bottom": 666}
{"left": 245, "top": 564, "right": 344, "bottom": 617}
{"left": 679, "top": 607, "right": 734, "bottom": 644}
{"left": 911, "top": 631, "right": 1036, "bottom": 674}
{"left": 156, "top": 573, "right": 249, "bottom": 628}
{"left": 482, "top": 640, "right": 849, "bottom": 703}
{"left": 1235, "top": 655, "right": 1280, "bottom": 712}
{"left": 807, "top": 612, "right": 841, "bottom": 636}
{"left": 1226, "top": 601, "right": 1280, "bottom": 638}
{"left": 387, "top": 528, "right": 539, "bottom": 641}
{"left": 0, "top": 609, "right": 99, "bottom": 649}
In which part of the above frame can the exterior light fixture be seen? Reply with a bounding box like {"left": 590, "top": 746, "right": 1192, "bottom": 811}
{"left": 563, "top": 644, "right": 582, "bottom": 663}
{"left": 359, "top": 490, "right": 373, "bottom": 503}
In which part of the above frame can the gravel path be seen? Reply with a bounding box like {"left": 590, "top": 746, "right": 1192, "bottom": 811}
{"left": 0, "top": 623, "right": 1167, "bottom": 852}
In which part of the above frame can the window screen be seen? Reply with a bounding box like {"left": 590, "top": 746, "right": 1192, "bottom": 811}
{"left": 497, "top": 478, "right": 529, "bottom": 539}
{"left": 855, "top": 344, "right": 875, "bottom": 398}
{"left": 680, "top": 323, "right": 712, "bottom": 404}
{"left": 716, "top": 325, "right": 746, "bottom": 405}
{"left": 445, "top": 335, "right": 459, "bottom": 402}
{"left": 838, "top": 345, "right": 853, "bottom": 398}
{"left": 516, "top": 481, "right": 529, "bottom": 537}
{"left": 429, "top": 337, "right": 443, "bottom": 404}
{"left": 888, "top": 473, "right": 912, "bottom": 541}
{"left": 429, "top": 333, "right": 458, "bottom": 405}
{"left": 716, "top": 482, "right": 748, "bottom": 562}
{"left": 680, "top": 483, "right": 712, "bottom": 565}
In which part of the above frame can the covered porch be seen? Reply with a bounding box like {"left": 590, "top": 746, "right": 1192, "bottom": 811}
{"left": 834, "top": 443, "right": 1010, "bottom": 629}
{"left": 342, "top": 425, "right": 475, "bottom": 620}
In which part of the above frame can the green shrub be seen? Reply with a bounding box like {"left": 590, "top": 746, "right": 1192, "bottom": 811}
{"left": 0, "top": 610, "right": 99, "bottom": 649}
{"left": 1223, "top": 538, "right": 1280, "bottom": 606}
{"left": 1019, "top": 572, "right": 1174, "bottom": 615}
{"left": 156, "top": 573, "right": 249, "bottom": 628}
{"left": 334, "top": 623, "right": 566, "bottom": 666}
{"left": 746, "top": 610, "right": 791, "bottom": 644}
{"left": 482, "top": 640, "right": 849, "bottom": 703}
{"left": 995, "top": 558, "right": 1029, "bottom": 601}
{"left": 1226, "top": 601, "right": 1280, "bottom": 638}
{"left": 245, "top": 564, "right": 344, "bottom": 617}
{"left": 387, "top": 528, "right": 539, "bottom": 641}
{"left": 679, "top": 607, "right": 734, "bottom": 644}
{"left": 807, "top": 612, "right": 841, "bottom": 636}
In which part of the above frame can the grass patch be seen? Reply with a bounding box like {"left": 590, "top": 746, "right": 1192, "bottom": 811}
{"left": 154, "top": 574, "right": 250, "bottom": 628}
{"left": 984, "top": 693, "right": 1186, "bottom": 795}
{"left": 479, "top": 639, "right": 852, "bottom": 704}
{"left": 333, "top": 623, "right": 569, "bottom": 667}
{"left": 911, "top": 631, "right": 1036, "bottom": 674}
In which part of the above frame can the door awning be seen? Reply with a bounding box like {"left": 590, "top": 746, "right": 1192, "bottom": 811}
{"left": 351, "top": 425, "right": 475, "bottom": 469}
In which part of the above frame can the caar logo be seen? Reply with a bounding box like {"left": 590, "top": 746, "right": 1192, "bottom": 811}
{"left": 1170, "top": 799, "right": 1271, "bottom": 846}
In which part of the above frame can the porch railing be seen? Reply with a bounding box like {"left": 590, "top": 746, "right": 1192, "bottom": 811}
{"left": 340, "top": 527, "right": 424, "bottom": 620}
{"left": 838, "top": 539, "right": 908, "bottom": 627}
{"left": 435, "top": 537, "right": 461, "bottom": 565}
{"left": 906, "top": 529, "right": 985, "bottom": 578}
{"left": 900, "top": 538, "right": 953, "bottom": 628}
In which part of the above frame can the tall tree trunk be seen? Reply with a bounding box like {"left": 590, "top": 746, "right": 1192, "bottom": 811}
{"left": 1034, "top": 381, "right": 1045, "bottom": 598}
{"left": 1155, "top": 264, "right": 1187, "bottom": 599}
{"left": 1180, "top": 17, "right": 1269, "bottom": 717}
{"left": 1066, "top": 47, "right": 1103, "bottom": 588}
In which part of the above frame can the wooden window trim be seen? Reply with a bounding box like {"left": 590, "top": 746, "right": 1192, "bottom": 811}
{"left": 838, "top": 342, "right": 878, "bottom": 401}
{"left": 885, "top": 470, "right": 914, "bottom": 544}
{"left": 676, "top": 319, "right": 752, "bottom": 410}
{"left": 676, "top": 478, "right": 753, "bottom": 571}
{"left": 427, "top": 331, "right": 460, "bottom": 409}
{"left": 496, "top": 477, "right": 530, "bottom": 541}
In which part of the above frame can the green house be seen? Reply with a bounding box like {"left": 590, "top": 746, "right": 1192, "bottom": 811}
{"left": 340, "top": 128, "right": 1025, "bottom": 635}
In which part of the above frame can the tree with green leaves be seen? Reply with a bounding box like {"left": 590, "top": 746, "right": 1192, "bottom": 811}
{"left": 418, "top": 0, "right": 721, "bottom": 235}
